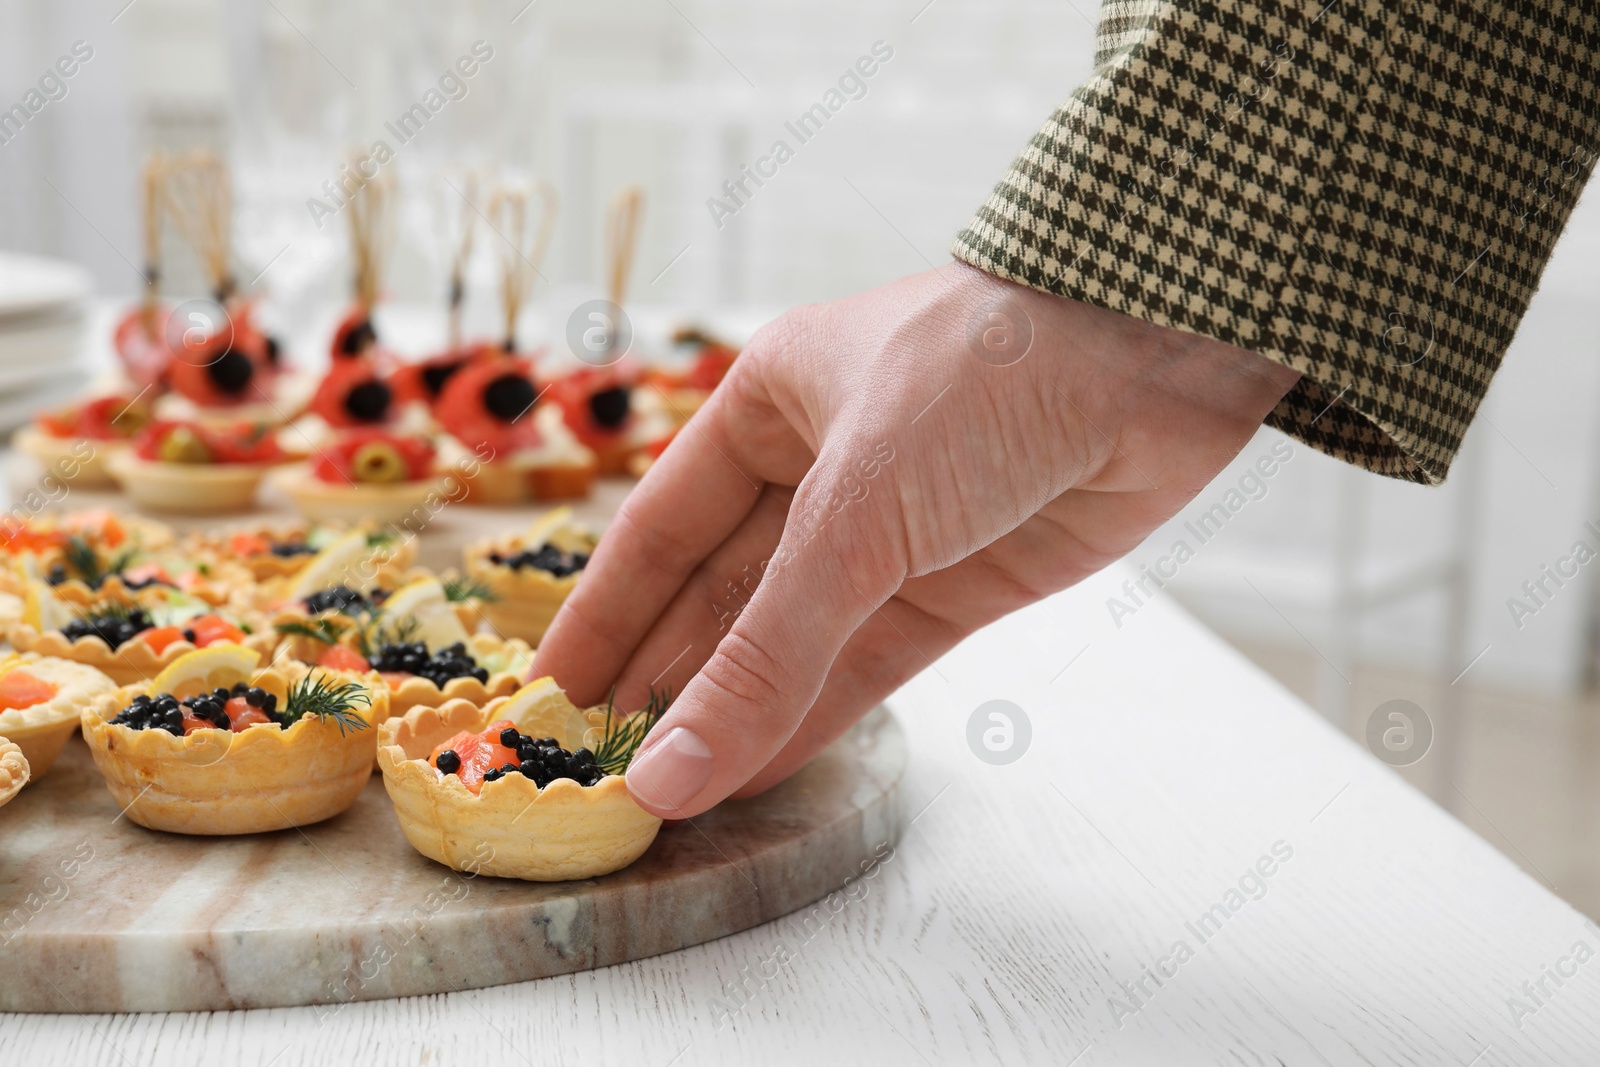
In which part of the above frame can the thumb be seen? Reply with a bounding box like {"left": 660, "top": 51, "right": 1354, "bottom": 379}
{"left": 624, "top": 447, "right": 905, "bottom": 818}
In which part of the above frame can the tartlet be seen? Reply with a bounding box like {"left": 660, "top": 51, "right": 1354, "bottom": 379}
{"left": 7, "top": 584, "right": 275, "bottom": 687}
{"left": 35, "top": 537, "right": 246, "bottom": 610}
{"left": 14, "top": 392, "right": 153, "bottom": 489}
{"left": 377, "top": 679, "right": 665, "bottom": 880}
{"left": 464, "top": 508, "right": 597, "bottom": 643}
{"left": 435, "top": 355, "right": 599, "bottom": 504}
{"left": 275, "top": 625, "right": 531, "bottom": 719}
{"left": 80, "top": 648, "right": 386, "bottom": 835}
{"left": 0, "top": 738, "right": 27, "bottom": 809}
{"left": 110, "top": 419, "right": 290, "bottom": 514}
{"left": 188, "top": 522, "right": 415, "bottom": 583}
{"left": 271, "top": 429, "right": 447, "bottom": 525}
{"left": 0, "top": 654, "right": 118, "bottom": 778}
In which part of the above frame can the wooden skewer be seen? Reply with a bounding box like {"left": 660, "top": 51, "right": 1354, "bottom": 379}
{"left": 489, "top": 180, "right": 559, "bottom": 351}
{"left": 346, "top": 159, "right": 395, "bottom": 315}
{"left": 437, "top": 168, "right": 483, "bottom": 350}
{"left": 139, "top": 152, "right": 167, "bottom": 336}
{"left": 605, "top": 185, "right": 644, "bottom": 309}
{"left": 162, "top": 150, "right": 235, "bottom": 303}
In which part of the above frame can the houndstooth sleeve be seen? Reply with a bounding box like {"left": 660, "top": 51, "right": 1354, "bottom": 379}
{"left": 953, "top": 0, "right": 1600, "bottom": 483}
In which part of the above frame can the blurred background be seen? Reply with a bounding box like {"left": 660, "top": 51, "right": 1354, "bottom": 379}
{"left": 3, "top": 0, "right": 1600, "bottom": 913}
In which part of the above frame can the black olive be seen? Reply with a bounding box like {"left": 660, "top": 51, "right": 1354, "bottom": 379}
{"left": 206, "top": 348, "right": 254, "bottom": 394}
{"left": 343, "top": 380, "right": 392, "bottom": 423}
{"left": 482, "top": 373, "right": 536, "bottom": 421}
{"left": 587, "top": 386, "right": 631, "bottom": 430}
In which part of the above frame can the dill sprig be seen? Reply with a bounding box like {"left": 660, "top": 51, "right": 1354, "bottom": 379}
{"left": 274, "top": 616, "right": 349, "bottom": 646}
{"left": 441, "top": 575, "right": 497, "bottom": 603}
{"left": 62, "top": 536, "right": 136, "bottom": 588}
{"left": 280, "top": 674, "right": 371, "bottom": 736}
{"left": 355, "top": 611, "right": 419, "bottom": 661}
{"left": 77, "top": 597, "right": 136, "bottom": 623}
{"left": 593, "top": 687, "right": 672, "bottom": 777}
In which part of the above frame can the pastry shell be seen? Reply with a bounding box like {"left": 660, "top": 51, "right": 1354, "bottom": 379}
{"left": 454, "top": 459, "right": 527, "bottom": 505}
{"left": 45, "top": 569, "right": 244, "bottom": 611}
{"left": 108, "top": 452, "right": 276, "bottom": 514}
{"left": 464, "top": 538, "right": 590, "bottom": 645}
{"left": 235, "top": 561, "right": 469, "bottom": 629}
{"left": 268, "top": 464, "right": 450, "bottom": 525}
{"left": 12, "top": 427, "right": 125, "bottom": 489}
{"left": 188, "top": 523, "right": 418, "bottom": 582}
{"left": 377, "top": 695, "right": 661, "bottom": 881}
{"left": 6, "top": 622, "right": 278, "bottom": 688}
{"left": 79, "top": 661, "right": 387, "bottom": 835}
{"left": 0, "top": 737, "right": 27, "bottom": 808}
{"left": 0, "top": 654, "right": 118, "bottom": 778}
{"left": 273, "top": 631, "right": 531, "bottom": 720}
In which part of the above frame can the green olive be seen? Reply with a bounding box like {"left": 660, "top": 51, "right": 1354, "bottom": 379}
{"left": 351, "top": 441, "right": 407, "bottom": 483}
{"left": 115, "top": 407, "right": 151, "bottom": 438}
{"left": 157, "top": 426, "right": 211, "bottom": 464}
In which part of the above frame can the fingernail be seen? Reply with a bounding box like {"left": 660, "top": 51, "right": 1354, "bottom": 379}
{"left": 626, "top": 727, "right": 713, "bottom": 813}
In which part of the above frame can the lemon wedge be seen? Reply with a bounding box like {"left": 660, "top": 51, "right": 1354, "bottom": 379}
{"left": 493, "top": 677, "right": 594, "bottom": 745}
{"left": 381, "top": 577, "right": 472, "bottom": 651}
{"left": 150, "top": 646, "right": 262, "bottom": 698}
{"left": 287, "top": 530, "right": 387, "bottom": 600}
{"left": 523, "top": 506, "right": 574, "bottom": 547}
{"left": 21, "top": 580, "right": 75, "bottom": 632}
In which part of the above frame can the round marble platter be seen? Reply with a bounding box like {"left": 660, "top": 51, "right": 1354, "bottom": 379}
{"left": 0, "top": 707, "right": 905, "bottom": 1013}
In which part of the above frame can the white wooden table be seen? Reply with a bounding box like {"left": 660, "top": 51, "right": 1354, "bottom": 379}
{"left": 5, "top": 563, "right": 1599, "bottom": 1065}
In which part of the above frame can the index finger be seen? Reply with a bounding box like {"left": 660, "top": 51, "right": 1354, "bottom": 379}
{"left": 531, "top": 388, "right": 763, "bottom": 705}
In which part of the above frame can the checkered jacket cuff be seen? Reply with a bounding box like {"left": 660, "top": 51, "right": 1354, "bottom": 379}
{"left": 953, "top": 0, "right": 1600, "bottom": 483}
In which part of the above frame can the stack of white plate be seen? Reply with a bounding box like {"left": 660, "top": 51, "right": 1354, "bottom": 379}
{"left": 0, "top": 252, "right": 92, "bottom": 432}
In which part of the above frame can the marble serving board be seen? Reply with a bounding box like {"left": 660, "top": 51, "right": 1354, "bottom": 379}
{"left": 0, "top": 705, "right": 904, "bottom": 1013}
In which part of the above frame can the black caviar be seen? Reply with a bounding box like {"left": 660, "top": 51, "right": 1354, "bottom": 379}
{"left": 371, "top": 641, "right": 488, "bottom": 689}
{"left": 487, "top": 544, "right": 589, "bottom": 578}
{"left": 61, "top": 609, "right": 153, "bottom": 649}
{"left": 110, "top": 682, "right": 281, "bottom": 734}
{"left": 303, "top": 585, "right": 387, "bottom": 615}
{"left": 46, "top": 563, "right": 171, "bottom": 591}
{"left": 268, "top": 541, "right": 319, "bottom": 559}
{"left": 436, "top": 726, "right": 603, "bottom": 788}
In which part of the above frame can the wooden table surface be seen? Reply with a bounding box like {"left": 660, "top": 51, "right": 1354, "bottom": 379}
{"left": 5, "top": 561, "right": 1600, "bottom": 1065}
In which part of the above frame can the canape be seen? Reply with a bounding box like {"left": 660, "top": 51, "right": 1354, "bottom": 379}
{"left": 14, "top": 393, "right": 154, "bottom": 489}
{"left": 0, "top": 510, "right": 174, "bottom": 570}
{"left": 391, "top": 343, "right": 495, "bottom": 414}
{"left": 0, "top": 654, "right": 118, "bottom": 779}
{"left": 36, "top": 532, "right": 245, "bottom": 609}
{"left": 223, "top": 527, "right": 415, "bottom": 620}
{"left": 275, "top": 612, "right": 531, "bottom": 719}
{"left": 436, "top": 355, "right": 600, "bottom": 504}
{"left": 549, "top": 365, "right": 640, "bottom": 475}
{"left": 463, "top": 508, "right": 597, "bottom": 643}
{"left": 80, "top": 647, "right": 385, "bottom": 835}
{"left": 110, "top": 419, "right": 289, "bottom": 514}
{"left": 642, "top": 326, "right": 739, "bottom": 425}
{"left": 377, "top": 678, "right": 666, "bottom": 880}
{"left": 7, "top": 582, "right": 274, "bottom": 687}
{"left": 192, "top": 521, "right": 414, "bottom": 583}
{"left": 161, "top": 318, "right": 284, "bottom": 425}
{"left": 0, "top": 738, "right": 27, "bottom": 809}
{"left": 309, "top": 357, "right": 397, "bottom": 430}
{"left": 270, "top": 429, "right": 447, "bottom": 525}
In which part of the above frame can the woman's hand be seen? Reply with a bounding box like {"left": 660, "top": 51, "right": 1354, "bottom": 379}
{"left": 531, "top": 261, "right": 1300, "bottom": 818}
